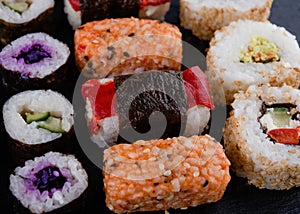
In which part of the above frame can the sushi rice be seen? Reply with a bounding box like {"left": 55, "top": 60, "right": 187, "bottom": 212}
{"left": 207, "top": 20, "right": 300, "bottom": 104}
{"left": 224, "top": 85, "right": 300, "bottom": 190}
{"left": 180, "top": 0, "right": 273, "bottom": 40}
{"left": 3, "top": 90, "right": 74, "bottom": 145}
{"left": 10, "top": 151, "right": 88, "bottom": 213}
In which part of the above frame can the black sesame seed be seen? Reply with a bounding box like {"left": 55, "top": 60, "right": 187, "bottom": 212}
{"left": 111, "top": 163, "right": 118, "bottom": 168}
{"left": 154, "top": 182, "right": 159, "bottom": 186}
{"left": 123, "top": 52, "right": 130, "bottom": 57}
{"left": 128, "top": 33, "right": 135, "bottom": 37}
{"left": 202, "top": 180, "right": 209, "bottom": 187}
{"left": 107, "top": 46, "right": 114, "bottom": 51}
{"left": 107, "top": 53, "right": 114, "bottom": 60}
{"left": 84, "top": 55, "right": 89, "bottom": 61}
{"left": 87, "top": 62, "right": 93, "bottom": 68}
{"left": 78, "top": 26, "right": 84, "bottom": 30}
{"left": 106, "top": 29, "right": 111, "bottom": 33}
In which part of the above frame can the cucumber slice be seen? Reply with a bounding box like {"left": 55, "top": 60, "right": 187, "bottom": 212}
{"left": 37, "top": 116, "right": 65, "bottom": 133}
{"left": 25, "top": 112, "right": 50, "bottom": 123}
{"left": 266, "top": 107, "right": 291, "bottom": 127}
{"left": 3, "top": 1, "right": 29, "bottom": 13}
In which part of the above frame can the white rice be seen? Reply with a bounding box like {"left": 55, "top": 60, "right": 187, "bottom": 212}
{"left": 139, "top": 2, "right": 171, "bottom": 20}
{"left": 0, "top": 32, "right": 70, "bottom": 79}
{"left": 10, "top": 152, "right": 88, "bottom": 213}
{"left": 63, "top": 0, "right": 81, "bottom": 29}
{"left": 224, "top": 85, "right": 300, "bottom": 190}
{"left": 207, "top": 20, "right": 300, "bottom": 104}
{"left": 180, "top": 0, "right": 273, "bottom": 40}
{"left": 3, "top": 90, "right": 74, "bottom": 145}
{"left": 0, "top": 0, "right": 54, "bottom": 24}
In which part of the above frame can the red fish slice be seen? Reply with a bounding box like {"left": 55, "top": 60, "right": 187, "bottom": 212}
{"left": 267, "top": 127, "right": 300, "bottom": 145}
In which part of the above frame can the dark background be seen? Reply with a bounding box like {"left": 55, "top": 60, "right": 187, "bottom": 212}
{"left": 0, "top": 0, "right": 300, "bottom": 213}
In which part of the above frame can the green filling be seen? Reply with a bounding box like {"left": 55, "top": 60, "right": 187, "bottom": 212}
{"left": 3, "top": 1, "right": 29, "bottom": 13}
{"left": 266, "top": 107, "right": 291, "bottom": 127}
{"left": 25, "top": 112, "right": 65, "bottom": 133}
{"left": 240, "top": 36, "right": 280, "bottom": 63}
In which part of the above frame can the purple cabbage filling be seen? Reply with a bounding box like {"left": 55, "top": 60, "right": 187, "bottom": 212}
{"left": 16, "top": 44, "right": 51, "bottom": 64}
{"left": 33, "top": 166, "right": 67, "bottom": 196}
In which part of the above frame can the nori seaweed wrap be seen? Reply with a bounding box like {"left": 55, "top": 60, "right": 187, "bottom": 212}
{"left": 3, "top": 90, "right": 75, "bottom": 165}
{"left": 0, "top": 32, "right": 70, "bottom": 92}
{"left": 81, "top": 66, "right": 215, "bottom": 147}
{"left": 0, "top": 0, "right": 55, "bottom": 46}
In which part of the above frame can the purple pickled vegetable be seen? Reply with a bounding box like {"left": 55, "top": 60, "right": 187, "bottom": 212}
{"left": 16, "top": 44, "right": 51, "bottom": 64}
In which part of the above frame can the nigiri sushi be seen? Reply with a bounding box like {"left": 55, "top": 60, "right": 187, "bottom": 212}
{"left": 64, "top": 0, "right": 171, "bottom": 29}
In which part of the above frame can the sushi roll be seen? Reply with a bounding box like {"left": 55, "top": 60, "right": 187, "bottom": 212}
{"left": 223, "top": 85, "right": 300, "bottom": 190}
{"left": 82, "top": 66, "right": 215, "bottom": 147}
{"left": 10, "top": 151, "right": 88, "bottom": 213}
{"left": 0, "top": 0, "right": 55, "bottom": 45}
{"left": 180, "top": 0, "right": 273, "bottom": 40}
{"left": 64, "top": 0, "right": 171, "bottom": 29}
{"left": 74, "top": 18, "right": 182, "bottom": 78}
{"left": 103, "top": 135, "right": 231, "bottom": 213}
{"left": 207, "top": 20, "right": 300, "bottom": 104}
{"left": 0, "top": 32, "right": 70, "bottom": 91}
{"left": 3, "top": 90, "right": 74, "bottom": 164}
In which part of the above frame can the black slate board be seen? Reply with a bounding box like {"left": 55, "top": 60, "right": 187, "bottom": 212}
{"left": 0, "top": 0, "right": 299, "bottom": 213}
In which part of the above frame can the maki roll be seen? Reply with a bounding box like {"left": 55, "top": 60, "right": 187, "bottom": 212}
{"left": 207, "top": 20, "right": 300, "bottom": 104}
{"left": 180, "top": 0, "right": 273, "bottom": 40}
{"left": 3, "top": 90, "right": 74, "bottom": 164}
{"left": 0, "top": 0, "right": 54, "bottom": 45}
{"left": 74, "top": 18, "right": 182, "bottom": 78}
{"left": 103, "top": 135, "right": 231, "bottom": 213}
{"left": 82, "top": 66, "right": 215, "bottom": 147}
{"left": 223, "top": 85, "right": 300, "bottom": 190}
{"left": 64, "top": 0, "right": 171, "bottom": 29}
{"left": 0, "top": 32, "right": 70, "bottom": 91}
{"left": 10, "top": 151, "right": 88, "bottom": 213}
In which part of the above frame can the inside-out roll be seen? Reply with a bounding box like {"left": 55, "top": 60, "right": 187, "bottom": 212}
{"left": 180, "top": 0, "right": 273, "bottom": 40}
{"left": 224, "top": 85, "right": 300, "bottom": 190}
{"left": 103, "top": 135, "right": 231, "bottom": 213}
{"left": 10, "top": 151, "right": 88, "bottom": 213}
{"left": 207, "top": 19, "right": 300, "bottom": 104}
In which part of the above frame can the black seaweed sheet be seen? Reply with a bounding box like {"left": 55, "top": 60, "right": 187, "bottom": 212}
{"left": 0, "top": 0, "right": 300, "bottom": 213}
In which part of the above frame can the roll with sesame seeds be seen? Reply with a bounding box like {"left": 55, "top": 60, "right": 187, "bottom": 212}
{"left": 103, "top": 135, "right": 231, "bottom": 213}
{"left": 74, "top": 18, "right": 182, "bottom": 78}
{"left": 180, "top": 0, "right": 273, "bottom": 40}
{"left": 223, "top": 85, "right": 300, "bottom": 190}
{"left": 207, "top": 20, "right": 300, "bottom": 105}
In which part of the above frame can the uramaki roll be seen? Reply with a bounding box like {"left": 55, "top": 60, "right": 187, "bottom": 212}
{"left": 224, "top": 85, "right": 300, "bottom": 190}
{"left": 180, "top": 0, "right": 273, "bottom": 40}
{"left": 207, "top": 20, "right": 300, "bottom": 104}
{"left": 103, "top": 135, "right": 231, "bottom": 213}
{"left": 74, "top": 18, "right": 182, "bottom": 78}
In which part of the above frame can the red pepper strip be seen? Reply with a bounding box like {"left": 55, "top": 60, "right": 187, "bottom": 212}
{"left": 69, "top": 0, "right": 80, "bottom": 11}
{"left": 140, "top": 0, "right": 171, "bottom": 9}
{"left": 267, "top": 127, "right": 300, "bottom": 145}
{"left": 81, "top": 79, "right": 116, "bottom": 134}
{"left": 182, "top": 66, "right": 215, "bottom": 110}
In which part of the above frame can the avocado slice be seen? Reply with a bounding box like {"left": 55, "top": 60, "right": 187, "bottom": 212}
{"left": 25, "top": 112, "right": 50, "bottom": 124}
{"left": 37, "top": 116, "right": 65, "bottom": 133}
{"left": 266, "top": 107, "right": 291, "bottom": 127}
{"left": 3, "top": 1, "right": 29, "bottom": 13}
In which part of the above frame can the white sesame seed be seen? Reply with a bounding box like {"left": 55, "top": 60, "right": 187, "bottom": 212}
{"left": 159, "top": 163, "right": 165, "bottom": 170}
{"left": 92, "top": 40, "right": 99, "bottom": 44}
{"left": 163, "top": 170, "right": 172, "bottom": 176}
{"left": 193, "top": 171, "right": 200, "bottom": 177}
{"left": 143, "top": 148, "right": 150, "bottom": 153}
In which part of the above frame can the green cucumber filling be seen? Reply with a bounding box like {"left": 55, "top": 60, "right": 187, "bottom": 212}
{"left": 24, "top": 112, "right": 65, "bottom": 133}
{"left": 240, "top": 36, "right": 280, "bottom": 63}
{"left": 2, "top": 1, "right": 30, "bottom": 13}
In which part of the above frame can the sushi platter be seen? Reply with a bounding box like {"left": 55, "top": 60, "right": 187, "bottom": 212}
{"left": 0, "top": 0, "right": 300, "bottom": 213}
